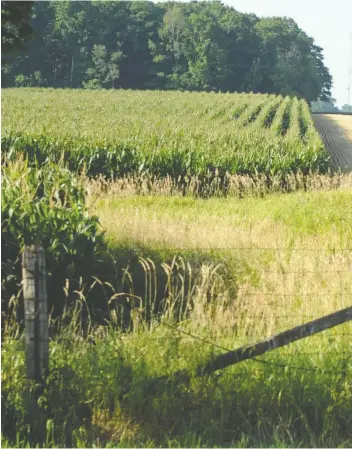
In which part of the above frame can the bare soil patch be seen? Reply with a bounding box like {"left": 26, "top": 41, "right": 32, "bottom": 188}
{"left": 313, "top": 114, "right": 352, "bottom": 171}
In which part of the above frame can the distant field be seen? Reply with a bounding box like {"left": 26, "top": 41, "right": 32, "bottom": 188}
{"left": 327, "top": 114, "right": 352, "bottom": 141}
{"left": 2, "top": 89, "right": 330, "bottom": 179}
{"left": 313, "top": 114, "right": 352, "bottom": 171}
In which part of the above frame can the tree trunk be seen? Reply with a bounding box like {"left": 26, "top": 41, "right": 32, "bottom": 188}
{"left": 70, "top": 44, "right": 75, "bottom": 87}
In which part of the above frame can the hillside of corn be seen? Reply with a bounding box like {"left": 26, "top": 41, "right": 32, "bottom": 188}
{"left": 2, "top": 89, "right": 330, "bottom": 184}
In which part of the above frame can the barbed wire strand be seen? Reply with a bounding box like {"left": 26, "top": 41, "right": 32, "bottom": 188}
{"left": 111, "top": 242, "right": 352, "bottom": 253}
{"left": 154, "top": 318, "right": 351, "bottom": 376}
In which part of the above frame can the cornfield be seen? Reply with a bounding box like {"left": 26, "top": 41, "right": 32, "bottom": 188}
{"left": 2, "top": 89, "right": 330, "bottom": 182}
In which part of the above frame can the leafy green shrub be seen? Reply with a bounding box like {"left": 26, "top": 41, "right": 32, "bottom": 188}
{"left": 14, "top": 71, "right": 47, "bottom": 88}
{"left": 14, "top": 74, "right": 31, "bottom": 87}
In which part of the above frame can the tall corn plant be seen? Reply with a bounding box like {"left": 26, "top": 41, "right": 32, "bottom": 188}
{"left": 1, "top": 157, "right": 106, "bottom": 320}
{"left": 235, "top": 94, "right": 269, "bottom": 127}
{"left": 251, "top": 95, "right": 282, "bottom": 130}
{"left": 285, "top": 97, "right": 301, "bottom": 141}
{"left": 270, "top": 96, "right": 292, "bottom": 136}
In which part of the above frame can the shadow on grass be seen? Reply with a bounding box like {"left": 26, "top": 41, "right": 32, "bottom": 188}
{"left": 86, "top": 241, "right": 240, "bottom": 328}
{"left": 2, "top": 328, "right": 351, "bottom": 448}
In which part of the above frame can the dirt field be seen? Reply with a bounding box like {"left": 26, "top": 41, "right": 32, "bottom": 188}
{"left": 313, "top": 114, "right": 352, "bottom": 171}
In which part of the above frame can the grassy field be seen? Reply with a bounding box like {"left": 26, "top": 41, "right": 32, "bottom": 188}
{"left": 2, "top": 89, "right": 329, "bottom": 181}
{"left": 2, "top": 185, "right": 352, "bottom": 448}
{"left": 91, "top": 185, "right": 352, "bottom": 334}
{"left": 1, "top": 89, "right": 352, "bottom": 448}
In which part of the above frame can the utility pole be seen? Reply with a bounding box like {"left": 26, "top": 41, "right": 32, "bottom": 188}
{"left": 348, "top": 33, "right": 352, "bottom": 105}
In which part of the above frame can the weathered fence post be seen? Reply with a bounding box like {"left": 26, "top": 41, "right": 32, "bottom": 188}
{"left": 22, "top": 245, "right": 49, "bottom": 383}
{"left": 152, "top": 306, "right": 352, "bottom": 386}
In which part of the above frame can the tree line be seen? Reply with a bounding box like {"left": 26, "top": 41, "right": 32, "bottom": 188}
{"left": 2, "top": 1, "right": 333, "bottom": 103}
{"left": 311, "top": 98, "right": 352, "bottom": 113}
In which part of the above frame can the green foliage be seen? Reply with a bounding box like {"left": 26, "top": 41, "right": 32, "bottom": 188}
{"left": 14, "top": 71, "right": 47, "bottom": 87}
{"left": 311, "top": 97, "right": 340, "bottom": 113}
{"left": 14, "top": 73, "right": 30, "bottom": 87}
{"left": 2, "top": 89, "right": 331, "bottom": 187}
{"left": 1, "top": 158, "right": 105, "bottom": 317}
{"left": 2, "top": 321, "right": 351, "bottom": 447}
{"left": 84, "top": 43, "right": 124, "bottom": 89}
{"left": 253, "top": 95, "right": 282, "bottom": 129}
{"left": 1, "top": 1, "right": 331, "bottom": 101}
{"left": 1, "top": 1, "right": 34, "bottom": 54}
{"left": 341, "top": 104, "right": 352, "bottom": 113}
{"left": 1, "top": 135, "right": 351, "bottom": 447}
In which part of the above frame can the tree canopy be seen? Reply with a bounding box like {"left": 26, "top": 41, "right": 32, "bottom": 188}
{"left": 341, "top": 104, "right": 352, "bottom": 113}
{"left": 1, "top": 1, "right": 332, "bottom": 102}
{"left": 311, "top": 97, "right": 340, "bottom": 113}
{"left": 1, "top": 1, "right": 34, "bottom": 54}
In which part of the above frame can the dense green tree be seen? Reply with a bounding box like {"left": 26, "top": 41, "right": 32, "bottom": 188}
{"left": 341, "top": 104, "right": 352, "bottom": 113}
{"left": 220, "top": 9, "right": 260, "bottom": 92}
{"left": 311, "top": 97, "right": 340, "bottom": 113}
{"left": 149, "top": 4, "right": 187, "bottom": 88}
{"left": 114, "top": 2, "right": 164, "bottom": 89}
{"left": 1, "top": 1, "right": 35, "bottom": 85}
{"left": 51, "top": 1, "right": 90, "bottom": 86}
{"left": 183, "top": 4, "right": 229, "bottom": 90}
{"left": 84, "top": 43, "right": 124, "bottom": 88}
{"left": 1, "top": 0, "right": 332, "bottom": 102}
{"left": 253, "top": 17, "right": 331, "bottom": 102}
{"left": 1, "top": 1, "right": 34, "bottom": 54}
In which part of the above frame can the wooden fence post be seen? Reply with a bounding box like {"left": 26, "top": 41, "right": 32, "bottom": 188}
{"left": 198, "top": 306, "right": 352, "bottom": 376}
{"left": 152, "top": 306, "right": 352, "bottom": 385}
{"left": 22, "top": 245, "right": 49, "bottom": 383}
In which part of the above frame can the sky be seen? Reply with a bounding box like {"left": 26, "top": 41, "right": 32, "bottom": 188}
{"left": 227, "top": 0, "right": 352, "bottom": 107}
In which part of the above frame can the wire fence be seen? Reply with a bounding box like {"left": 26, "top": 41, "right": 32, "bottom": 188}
{"left": 139, "top": 245, "right": 352, "bottom": 377}
{"left": 154, "top": 315, "right": 352, "bottom": 376}
{"left": 3, "top": 245, "right": 352, "bottom": 381}
{"left": 107, "top": 242, "right": 352, "bottom": 253}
